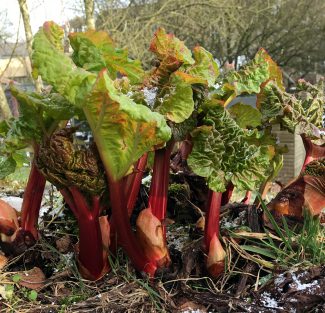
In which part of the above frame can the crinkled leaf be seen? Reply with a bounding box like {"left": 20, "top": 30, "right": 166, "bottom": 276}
{"left": 228, "top": 103, "right": 262, "bottom": 128}
{"left": 303, "top": 158, "right": 325, "bottom": 177}
{"left": 149, "top": 28, "right": 194, "bottom": 65}
{"left": 43, "top": 21, "right": 64, "bottom": 51}
{"left": 32, "top": 22, "right": 96, "bottom": 105}
{"left": 155, "top": 74, "right": 194, "bottom": 123}
{"left": 0, "top": 120, "right": 10, "bottom": 135}
{"left": 177, "top": 46, "right": 219, "bottom": 87}
{"left": 84, "top": 70, "right": 171, "bottom": 180}
{"left": 1, "top": 86, "right": 79, "bottom": 158}
{"left": 0, "top": 156, "right": 16, "bottom": 179}
{"left": 188, "top": 125, "right": 226, "bottom": 191}
{"left": 188, "top": 106, "right": 270, "bottom": 192}
{"left": 255, "top": 48, "right": 284, "bottom": 91}
{"left": 257, "top": 80, "right": 324, "bottom": 138}
{"left": 37, "top": 128, "right": 107, "bottom": 195}
{"left": 149, "top": 28, "right": 194, "bottom": 83}
{"left": 214, "top": 49, "right": 283, "bottom": 107}
{"left": 11, "top": 86, "right": 78, "bottom": 121}
{"left": 69, "top": 31, "right": 144, "bottom": 84}
{"left": 169, "top": 113, "right": 197, "bottom": 141}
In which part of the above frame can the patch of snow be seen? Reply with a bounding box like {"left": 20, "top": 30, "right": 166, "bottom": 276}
{"left": 274, "top": 273, "right": 286, "bottom": 287}
{"left": 62, "top": 252, "right": 75, "bottom": 267}
{"left": 141, "top": 174, "right": 152, "bottom": 188}
{"left": 260, "top": 292, "right": 282, "bottom": 309}
{"left": 167, "top": 226, "right": 190, "bottom": 251}
{"left": 143, "top": 87, "right": 158, "bottom": 108}
{"left": 0, "top": 196, "right": 23, "bottom": 212}
{"left": 291, "top": 273, "right": 318, "bottom": 291}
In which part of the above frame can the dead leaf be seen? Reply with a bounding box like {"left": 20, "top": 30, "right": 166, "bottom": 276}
{"left": 18, "top": 267, "right": 46, "bottom": 290}
{"left": 55, "top": 235, "right": 72, "bottom": 253}
{"left": 0, "top": 254, "right": 8, "bottom": 270}
{"left": 178, "top": 300, "right": 207, "bottom": 312}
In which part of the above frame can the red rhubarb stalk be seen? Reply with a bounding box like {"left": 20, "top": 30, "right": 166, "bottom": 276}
{"left": 67, "top": 187, "right": 109, "bottom": 280}
{"left": 108, "top": 177, "right": 157, "bottom": 276}
{"left": 204, "top": 190, "right": 226, "bottom": 277}
{"left": 221, "top": 182, "right": 234, "bottom": 206}
{"left": 242, "top": 190, "right": 252, "bottom": 204}
{"left": 204, "top": 190, "right": 222, "bottom": 251}
{"left": 149, "top": 141, "right": 174, "bottom": 223}
{"left": 124, "top": 153, "right": 148, "bottom": 216}
{"left": 20, "top": 159, "right": 46, "bottom": 240}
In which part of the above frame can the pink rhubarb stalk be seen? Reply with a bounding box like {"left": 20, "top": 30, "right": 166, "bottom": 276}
{"left": 108, "top": 177, "right": 157, "bottom": 276}
{"left": 134, "top": 141, "right": 175, "bottom": 271}
{"left": 20, "top": 159, "right": 46, "bottom": 241}
{"left": 60, "top": 187, "right": 110, "bottom": 280}
{"left": 124, "top": 153, "right": 148, "bottom": 216}
{"left": 149, "top": 141, "right": 174, "bottom": 224}
{"left": 204, "top": 190, "right": 225, "bottom": 277}
{"left": 242, "top": 190, "right": 252, "bottom": 204}
{"left": 221, "top": 182, "right": 234, "bottom": 206}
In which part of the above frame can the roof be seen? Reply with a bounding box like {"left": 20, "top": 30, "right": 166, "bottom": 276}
{"left": 0, "top": 42, "right": 29, "bottom": 58}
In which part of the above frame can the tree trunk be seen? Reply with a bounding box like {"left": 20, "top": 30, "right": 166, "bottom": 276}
{"left": 0, "top": 85, "right": 11, "bottom": 120}
{"left": 84, "top": 0, "right": 96, "bottom": 30}
{"left": 17, "top": 0, "right": 42, "bottom": 92}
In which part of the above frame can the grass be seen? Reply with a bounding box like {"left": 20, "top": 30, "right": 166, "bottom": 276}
{"left": 230, "top": 195, "right": 325, "bottom": 269}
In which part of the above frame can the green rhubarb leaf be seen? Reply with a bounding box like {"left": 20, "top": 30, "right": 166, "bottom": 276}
{"left": 257, "top": 80, "right": 324, "bottom": 138}
{"left": 176, "top": 46, "right": 219, "bottom": 87}
{"left": 12, "top": 151, "right": 30, "bottom": 167}
{"left": 69, "top": 30, "right": 144, "bottom": 84}
{"left": 155, "top": 74, "right": 194, "bottom": 123}
{"left": 32, "top": 22, "right": 96, "bottom": 105}
{"left": 149, "top": 28, "right": 194, "bottom": 65}
{"left": 0, "top": 120, "right": 10, "bottom": 135}
{"left": 84, "top": 69, "right": 171, "bottom": 180}
{"left": 255, "top": 48, "right": 284, "bottom": 91}
{"left": 188, "top": 106, "right": 270, "bottom": 192}
{"left": 43, "top": 21, "right": 64, "bottom": 51}
{"left": 228, "top": 103, "right": 262, "bottom": 128}
{"left": 11, "top": 86, "right": 78, "bottom": 121}
{"left": 215, "top": 48, "right": 283, "bottom": 107}
{"left": 149, "top": 28, "right": 194, "bottom": 83}
{"left": 0, "top": 156, "right": 16, "bottom": 179}
{"left": 188, "top": 125, "right": 226, "bottom": 191}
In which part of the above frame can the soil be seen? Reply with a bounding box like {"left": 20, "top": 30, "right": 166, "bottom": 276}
{"left": 0, "top": 183, "right": 324, "bottom": 313}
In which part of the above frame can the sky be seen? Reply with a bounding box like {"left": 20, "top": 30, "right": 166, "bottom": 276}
{"left": 2, "top": 0, "right": 81, "bottom": 42}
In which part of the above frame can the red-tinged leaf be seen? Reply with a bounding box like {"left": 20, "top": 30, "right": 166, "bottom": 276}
{"left": 149, "top": 28, "right": 194, "bottom": 65}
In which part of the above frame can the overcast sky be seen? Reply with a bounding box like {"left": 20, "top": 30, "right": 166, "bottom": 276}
{"left": 2, "top": 0, "right": 81, "bottom": 41}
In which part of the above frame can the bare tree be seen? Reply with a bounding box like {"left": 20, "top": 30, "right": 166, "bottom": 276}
{"left": 0, "top": 86, "right": 11, "bottom": 120}
{"left": 17, "top": 0, "right": 42, "bottom": 91}
{"left": 0, "top": 9, "right": 13, "bottom": 120}
{"left": 95, "top": 0, "right": 325, "bottom": 77}
{"left": 84, "top": 0, "right": 96, "bottom": 30}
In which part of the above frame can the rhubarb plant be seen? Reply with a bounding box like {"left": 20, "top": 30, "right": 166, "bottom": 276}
{"left": 185, "top": 49, "right": 284, "bottom": 277}
{"left": 31, "top": 22, "right": 173, "bottom": 276}
{"left": 0, "top": 86, "right": 78, "bottom": 254}
{"left": 134, "top": 28, "right": 220, "bottom": 270}
{"left": 36, "top": 128, "right": 110, "bottom": 280}
{"left": 258, "top": 79, "right": 325, "bottom": 219}
{"left": 27, "top": 21, "right": 299, "bottom": 280}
